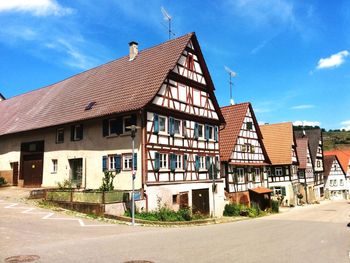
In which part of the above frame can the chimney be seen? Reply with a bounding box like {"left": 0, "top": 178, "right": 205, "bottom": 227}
{"left": 0, "top": 93, "right": 5, "bottom": 102}
{"left": 129, "top": 41, "right": 138, "bottom": 61}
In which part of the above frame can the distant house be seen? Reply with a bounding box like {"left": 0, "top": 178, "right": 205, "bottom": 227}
{"left": 0, "top": 33, "right": 226, "bottom": 216}
{"left": 323, "top": 155, "right": 348, "bottom": 200}
{"left": 295, "top": 137, "right": 315, "bottom": 203}
{"left": 220, "top": 102, "right": 271, "bottom": 209}
{"left": 295, "top": 129, "right": 325, "bottom": 200}
{"left": 260, "top": 122, "right": 299, "bottom": 206}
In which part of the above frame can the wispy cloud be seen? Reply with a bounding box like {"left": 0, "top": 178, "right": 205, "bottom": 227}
{"left": 290, "top": 104, "right": 315, "bottom": 110}
{"left": 316, "top": 50, "right": 350, "bottom": 69}
{"left": 340, "top": 120, "right": 350, "bottom": 131}
{"left": 0, "top": 0, "right": 73, "bottom": 16}
{"left": 293, "top": 120, "right": 320, "bottom": 126}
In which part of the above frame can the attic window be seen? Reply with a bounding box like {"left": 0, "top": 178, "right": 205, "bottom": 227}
{"left": 85, "top": 101, "right": 96, "bottom": 111}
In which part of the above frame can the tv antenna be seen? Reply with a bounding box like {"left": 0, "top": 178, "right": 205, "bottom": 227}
{"left": 224, "top": 66, "right": 237, "bottom": 105}
{"left": 161, "top": 7, "right": 175, "bottom": 40}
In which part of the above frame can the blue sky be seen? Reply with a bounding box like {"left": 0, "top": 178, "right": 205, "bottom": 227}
{"left": 0, "top": 0, "right": 349, "bottom": 130}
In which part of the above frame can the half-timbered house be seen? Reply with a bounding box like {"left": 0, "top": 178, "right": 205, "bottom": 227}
{"left": 0, "top": 33, "right": 226, "bottom": 216}
{"left": 295, "top": 129, "right": 325, "bottom": 200}
{"left": 259, "top": 122, "right": 300, "bottom": 206}
{"left": 220, "top": 103, "right": 271, "bottom": 209}
{"left": 323, "top": 155, "right": 348, "bottom": 200}
{"left": 295, "top": 137, "right": 315, "bottom": 203}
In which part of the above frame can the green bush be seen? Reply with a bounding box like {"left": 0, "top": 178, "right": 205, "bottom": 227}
{"left": 0, "top": 177, "right": 7, "bottom": 186}
{"left": 248, "top": 202, "right": 261, "bottom": 217}
{"left": 99, "top": 171, "right": 116, "bottom": 191}
{"left": 223, "top": 203, "right": 241, "bottom": 216}
{"left": 271, "top": 200, "right": 279, "bottom": 213}
{"left": 56, "top": 179, "right": 73, "bottom": 190}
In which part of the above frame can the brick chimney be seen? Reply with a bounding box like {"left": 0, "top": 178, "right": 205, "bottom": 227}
{"left": 129, "top": 41, "right": 138, "bottom": 61}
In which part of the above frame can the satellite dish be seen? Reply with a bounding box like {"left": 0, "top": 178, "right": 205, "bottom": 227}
{"left": 224, "top": 66, "right": 237, "bottom": 105}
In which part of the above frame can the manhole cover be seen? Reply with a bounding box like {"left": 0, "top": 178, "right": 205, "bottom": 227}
{"left": 4, "top": 255, "right": 40, "bottom": 263}
{"left": 124, "top": 261, "right": 154, "bottom": 263}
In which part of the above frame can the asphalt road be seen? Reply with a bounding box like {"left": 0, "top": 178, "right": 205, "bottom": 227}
{"left": 0, "top": 190, "right": 349, "bottom": 263}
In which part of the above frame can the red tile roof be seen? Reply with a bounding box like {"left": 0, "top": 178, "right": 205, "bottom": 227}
{"left": 324, "top": 149, "right": 350, "bottom": 174}
{"left": 0, "top": 33, "right": 222, "bottom": 136}
{"left": 295, "top": 138, "right": 309, "bottom": 169}
{"left": 219, "top": 102, "right": 269, "bottom": 163}
{"left": 260, "top": 122, "right": 295, "bottom": 165}
{"left": 249, "top": 187, "right": 273, "bottom": 194}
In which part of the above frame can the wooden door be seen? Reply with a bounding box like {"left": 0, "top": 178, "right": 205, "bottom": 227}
{"left": 12, "top": 162, "right": 18, "bottom": 186}
{"left": 192, "top": 188, "right": 209, "bottom": 215}
{"left": 23, "top": 155, "right": 43, "bottom": 187}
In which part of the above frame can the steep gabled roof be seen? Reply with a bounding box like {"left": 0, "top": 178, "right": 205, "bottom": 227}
{"left": 219, "top": 102, "right": 268, "bottom": 163}
{"left": 295, "top": 138, "right": 309, "bottom": 169}
{"left": 0, "top": 32, "right": 224, "bottom": 137}
{"left": 294, "top": 129, "right": 322, "bottom": 164}
{"left": 259, "top": 122, "right": 295, "bottom": 165}
{"left": 323, "top": 155, "right": 345, "bottom": 176}
{"left": 324, "top": 150, "right": 350, "bottom": 174}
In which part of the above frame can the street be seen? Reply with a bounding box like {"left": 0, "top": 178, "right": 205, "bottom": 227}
{"left": 0, "top": 194, "right": 349, "bottom": 263}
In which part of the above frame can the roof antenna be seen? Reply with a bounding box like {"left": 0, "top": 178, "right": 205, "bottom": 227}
{"left": 161, "top": 7, "right": 175, "bottom": 40}
{"left": 224, "top": 66, "right": 237, "bottom": 105}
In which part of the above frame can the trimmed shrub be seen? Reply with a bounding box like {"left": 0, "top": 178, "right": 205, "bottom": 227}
{"left": 271, "top": 200, "right": 279, "bottom": 213}
{"left": 223, "top": 203, "right": 241, "bottom": 216}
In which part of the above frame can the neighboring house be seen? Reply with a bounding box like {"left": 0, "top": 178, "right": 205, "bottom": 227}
{"left": 260, "top": 122, "right": 299, "bottom": 206}
{"left": 295, "top": 137, "right": 315, "bottom": 203}
{"left": 324, "top": 150, "right": 350, "bottom": 196}
{"left": 0, "top": 33, "right": 226, "bottom": 216}
{"left": 323, "top": 155, "right": 348, "bottom": 200}
{"left": 219, "top": 102, "right": 271, "bottom": 209}
{"left": 295, "top": 129, "right": 325, "bottom": 200}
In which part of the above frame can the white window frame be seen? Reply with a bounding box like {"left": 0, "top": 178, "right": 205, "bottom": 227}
{"left": 73, "top": 125, "right": 83, "bottom": 141}
{"left": 160, "top": 153, "right": 167, "bottom": 169}
{"left": 237, "top": 168, "right": 245, "bottom": 183}
{"left": 123, "top": 154, "right": 132, "bottom": 170}
{"left": 198, "top": 124, "right": 204, "bottom": 138}
{"left": 109, "top": 155, "right": 116, "bottom": 170}
{"left": 275, "top": 167, "right": 283, "bottom": 176}
{"left": 174, "top": 119, "right": 181, "bottom": 135}
{"left": 208, "top": 125, "right": 214, "bottom": 140}
{"left": 159, "top": 116, "right": 167, "bottom": 133}
{"left": 255, "top": 168, "right": 260, "bottom": 182}
{"left": 175, "top": 154, "right": 182, "bottom": 169}
{"left": 199, "top": 156, "right": 205, "bottom": 170}
{"left": 52, "top": 159, "right": 58, "bottom": 173}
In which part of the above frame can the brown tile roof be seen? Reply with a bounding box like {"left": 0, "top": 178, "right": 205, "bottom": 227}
{"left": 249, "top": 186, "right": 273, "bottom": 194}
{"left": 295, "top": 129, "right": 322, "bottom": 165}
{"left": 0, "top": 32, "right": 224, "bottom": 137}
{"left": 259, "top": 122, "right": 294, "bottom": 165}
{"left": 323, "top": 155, "right": 335, "bottom": 176}
{"left": 295, "top": 138, "right": 309, "bottom": 169}
{"left": 219, "top": 102, "right": 269, "bottom": 163}
{"left": 324, "top": 150, "right": 350, "bottom": 174}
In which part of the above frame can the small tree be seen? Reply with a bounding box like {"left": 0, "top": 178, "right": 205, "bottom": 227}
{"left": 99, "top": 170, "right": 116, "bottom": 191}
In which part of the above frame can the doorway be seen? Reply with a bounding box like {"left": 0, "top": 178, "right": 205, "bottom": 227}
{"left": 69, "top": 158, "right": 83, "bottom": 187}
{"left": 192, "top": 188, "right": 209, "bottom": 215}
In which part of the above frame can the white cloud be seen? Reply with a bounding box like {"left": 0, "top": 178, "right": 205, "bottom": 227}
{"left": 0, "top": 0, "right": 73, "bottom": 16}
{"left": 316, "top": 50, "right": 349, "bottom": 69}
{"left": 340, "top": 120, "right": 350, "bottom": 131}
{"left": 290, "top": 104, "right": 315, "bottom": 110}
{"left": 293, "top": 120, "right": 320, "bottom": 126}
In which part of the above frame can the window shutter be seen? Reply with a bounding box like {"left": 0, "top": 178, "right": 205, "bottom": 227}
{"left": 114, "top": 155, "right": 121, "bottom": 172}
{"left": 214, "top": 126, "right": 218, "bottom": 142}
{"left": 70, "top": 126, "right": 75, "bottom": 141}
{"left": 183, "top": 155, "right": 188, "bottom": 171}
{"left": 183, "top": 121, "right": 187, "bottom": 137}
{"left": 102, "top": 119, "right": 109, "bottom": 137}
{"left": 194, "top": 122, "right": 199, "bottom": 139}
{"left": 206, "top": 156, "right": 211, "bottom": 170}
{"left": 195, "top": 155, "right": 200, "bottom": 171}
{"left": 170, "top": 153, "right": 176, "bottom": 172}
{"left": 281, "top": 187, "right": 286, "bottom": 196}
{"left": 154, "top": 152, "right": 160, "bottom": 171}
{"left": 133, "top": 153, "right": 137, "bottom": 170}
{"left": 205, "top": 124, "right": 209, "bottom": 141}
{"left": 169, "top": 117, "right": 175, "bottom": 136}
{"left": 116, "top": 117, "right": 123, "bottom": 135}
{"left": 153, "top": 113, "right": 159, "bottom": 134}
{"left": 102, "top": 156, "right": 107, "bottom": 172}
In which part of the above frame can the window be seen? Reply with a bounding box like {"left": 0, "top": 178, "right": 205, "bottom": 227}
{"left": 266, "top": 167, "right": 271, "bottom": 176}
{"left": 317, "top": 160, "right": 321, "bottom": 168}
{"left": 275, "top": 167, "right": 283, "bottom": 176}
{"left": 246, "top": 122, "right": 253, "bottom": 130}
{"left": 109, "top": 119, "right": 118, "bottom": 135}
{"left": 123, "top": 116, "right": 133, "bottom": 133}
{"left": 103, "top": 155, "right": 121, "bottom": 172}
{"left": 241, "top": 144, "right": 247, "bottom": 152}
{"left": 199, "top": 156, "right": 205, "bottom": 169}
{"left": 237, "top": 168, "right": 245, "bottom": 183}
{"left": 160, "top": 153, "right": 167, "bottom": 169}
{"left": 255, "top": 168, "right": 260, "bottom": 182}
{"left": 159, "top": 116, "right": 166, "bottom": 132}
{"left": 109, "top": 156, "right": 116, "bottom": 170}
{"left": 206, "top": 125, "right": 214, "bottom": 140}
{"left": 340, "top": 179, "right": 344, "bottom": 186}
{"left": 170, "top": 154, "right": 183, "bottom": 171}
{"left": 56, "top": 128, "right": 64, "bottom": 143}
{"left": 71, "top": 124, "right": 83, "bottom": 141}
{"left": 198, "top": 124, "right": 203, "bottom": 138}
{"left": 285, "top": 166, "right": 289, "bottom": 175}
{"left": 52, "top": 159, "right": 58, "bottom": 173}
{"left": 123, "top": 154, "right": 133, "bottom": 170}
{"left": 172, "top": 194, "right": 178, "bottom": 205}
{"left": 307, "top": 157, "right": 311, "bottom": 163}
{"left": 250, "top": 145, "right": 255, "bottom": 153}
{"left": 175, "top": 155, "right": 182, "bottom": 169}
{"left": 333, "top": 180, "right": 337, "bottom": 186}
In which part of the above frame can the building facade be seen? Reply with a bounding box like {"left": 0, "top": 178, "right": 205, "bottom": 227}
{"left": 323, "top": 155, "right": 348, "bottom": 200}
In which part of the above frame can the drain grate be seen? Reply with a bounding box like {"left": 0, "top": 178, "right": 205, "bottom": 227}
{"left": 124, "top": 261, "right": 155, "bottom": 263}
{"left": 4, "top": 255, "right": 40, "bottom": 263}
